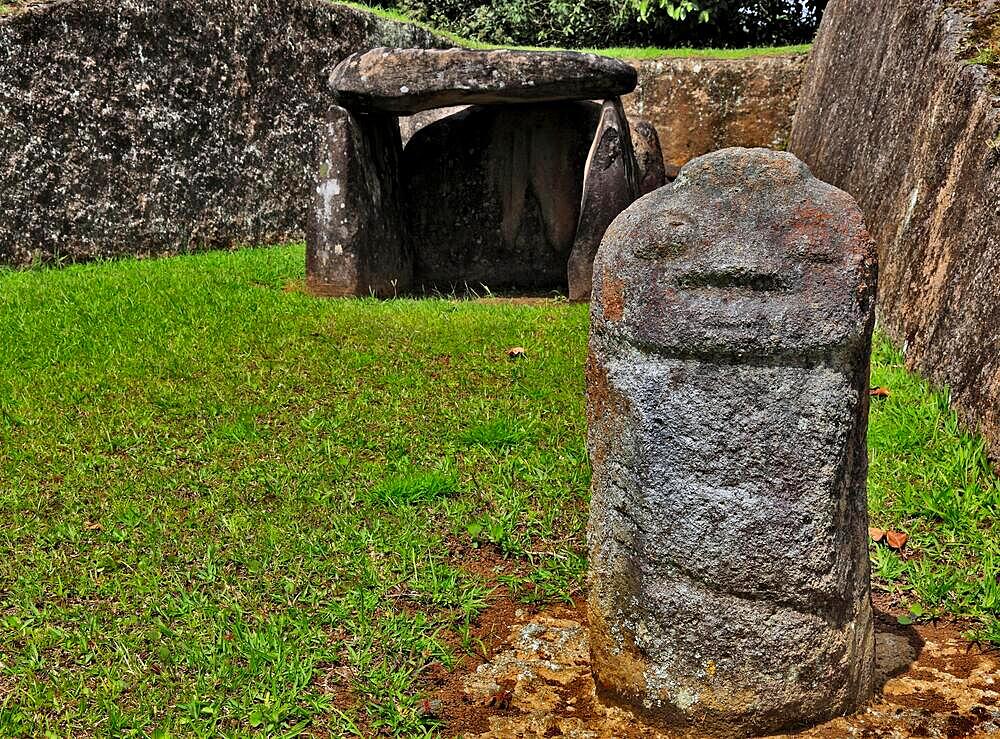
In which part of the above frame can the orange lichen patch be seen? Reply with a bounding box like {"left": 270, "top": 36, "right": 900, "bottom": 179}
{"left": 585, "top": 351, "right": 630, "bottom": 469}
{"left": 782, "top": 200, "right": 835, "bottom": 249}
{"left": 585, "top": 351, "right": 612, "bottom": 422}
{"left": 600, "top": 267, "right": 626, "bottom": 322}
{"left": 587, "top": 599, "right": 651, "bottom": 707}
{"left": 435, "top": 599, "right": 1000, "bottom": 738}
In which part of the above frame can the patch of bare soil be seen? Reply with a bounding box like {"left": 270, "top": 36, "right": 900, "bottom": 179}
{"left": 431, "top": 597, "right": 1000, "bottom": 738}
{"left": 432, "top": 595, "right": 543, "bottom": 737}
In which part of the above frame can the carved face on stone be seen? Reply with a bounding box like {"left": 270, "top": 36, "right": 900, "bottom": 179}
{"left": 593, "top": 148, "right": 877, "bottom": 358}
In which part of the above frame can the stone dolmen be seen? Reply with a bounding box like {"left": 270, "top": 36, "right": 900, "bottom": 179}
{"left": 307, "top": 47, "right": 665, "bottom": 300}
{"left": 586, "top": 148, "right": 878, "bottom": 735}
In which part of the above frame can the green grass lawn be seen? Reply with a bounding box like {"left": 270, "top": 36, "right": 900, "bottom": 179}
{"left": 0, "top": 245, "right": 997, "bottom": 737}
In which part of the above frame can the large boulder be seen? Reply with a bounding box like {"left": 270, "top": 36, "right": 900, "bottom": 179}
{"left": 587, "top": 148, "right": 877, "bottom": 735}
{"left": 0, "top": 0, "right": 446, "bottom": 266}
{"left": 330, "top": 47, "right": 638, "bottom": 114}
{"left": 790, "top": 0, "right": 1000, "bottom": 463}
{"left": 401, "top": 102, "right": 602, "bottom": 292}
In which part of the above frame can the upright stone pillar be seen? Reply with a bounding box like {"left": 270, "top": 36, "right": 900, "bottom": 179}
{"left": 629, "top": 117, "right": 667, "bottom": 196}
{"left": 567, "top": 97, "right": 641, "bottom": 302}
{"left": 586, "top": 148, "right": 878, "bottom": 736}
{"left": 306, "top": 106, "right": 411, "bottom": 297}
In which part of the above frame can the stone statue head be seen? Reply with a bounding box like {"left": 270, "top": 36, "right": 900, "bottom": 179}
{"left": 592, "top": 148, "right": 877, "bottom": 360}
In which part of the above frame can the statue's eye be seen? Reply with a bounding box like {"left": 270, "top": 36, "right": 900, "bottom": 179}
{"left": 790, "top": 238, "right": 841, "bottom": 264}
{"left": 631, "top": 213, "right": 694, "bottom": 261}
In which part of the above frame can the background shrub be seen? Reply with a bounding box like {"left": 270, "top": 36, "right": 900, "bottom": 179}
{"left": 376, "top": 0, "right": 827, "bottom": 49}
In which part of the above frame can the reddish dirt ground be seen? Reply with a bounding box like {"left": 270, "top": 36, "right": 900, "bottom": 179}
{"left": 429, "top": 593, "right": 1000, "bottom": 738}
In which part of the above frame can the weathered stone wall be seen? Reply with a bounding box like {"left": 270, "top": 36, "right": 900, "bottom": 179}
{"left": 0, "top": 0, "right": 444, "bottom": 266}
{"left": 622, "top": 54, "right": 807, "bottom": 170}
{"left": 790, "top": 0, "right": 1000, "bottom": 462}
{"left": 0, "top": 0, "right": 808, "bottom": 269}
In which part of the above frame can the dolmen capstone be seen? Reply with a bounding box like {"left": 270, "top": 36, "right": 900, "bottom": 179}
{"left": 586, "top": 148, "right": 878, "bottom": 736}
{"left": 307, "top": 47, "right": 664, "bottom": 299}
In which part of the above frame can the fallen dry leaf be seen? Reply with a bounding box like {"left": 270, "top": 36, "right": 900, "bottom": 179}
{"left": 869, "top": 527, "right": 886, "bottom": 543}
{"left": 886, "top": 530, "right": 909, "bottom": 550}
{"left": 417, "top": 698, "right": 442, "bottom": 718}
{"left": 870, "top": 387, "right": 891, "bottom": 398}
{"left": 485, "top": 679, "right": 516, "bottom": 709}
{"left": 506, "top": 347, "right": 526, "bottom": 359}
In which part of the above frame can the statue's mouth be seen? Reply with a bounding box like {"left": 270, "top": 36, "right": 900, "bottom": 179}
{"left": 674, "top": 267, "right": 792, "bottom": 294}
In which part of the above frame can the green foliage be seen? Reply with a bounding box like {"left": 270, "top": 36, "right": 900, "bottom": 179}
{"left": 376, "top": 0, "right": 826, "bottom": 48}
{"left": 632, "top": 0, "right": 710, "bottom": 23}
{"left": 577, "top": 43, "right": 811, "bottom": 58}
{"left": 960, "top": 7, "right": 999, "bottom": 69}
{"left": 368, "top": 469, "right": 460, "bottom": 505}
{"left": 341, "top": 2, "right": 812, "bottom": 56}
{"left": 0, "top": 0, "right": 46, "bottom": 13}
{"left": 391, "top": 0, "right": 624, "bottom": 48}
{"left": 867, "top": 334, "right": 1000, "bottom": 642}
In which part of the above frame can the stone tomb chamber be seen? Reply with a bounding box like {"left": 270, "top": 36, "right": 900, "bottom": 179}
{"left": 307, "top": 47, "right": 666, "bottom": 300}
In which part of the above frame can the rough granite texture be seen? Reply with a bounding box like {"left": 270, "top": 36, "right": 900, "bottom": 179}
{"left": 623, "top": 55, "right": 807, "bottom": 170}
{"left": 401, "top": 102, "right": 602, "bottom": 292}
{"left": 790, "top": 0, "right": 1000, "bottom": 464}
{"left": 0, "top": 0, "right": 445, "bottom": 265}
{"left": 329, "top": 47, "right": 638, "bottom": 115}
{"left": 629, "top": 118, "right": 667, "bottom": 196}
{"left": 587, "top": 148, "right": 878, "bottom": 736}
{"left": 568, "top": 98, "right": 642, "bottom": 302}
{"left": 306, "top": 107, "right": 410, "bottom": 297}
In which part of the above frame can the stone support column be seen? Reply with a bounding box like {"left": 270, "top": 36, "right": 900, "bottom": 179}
{"left": 306, "top": 105, "right": 411, "bottom": 297}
